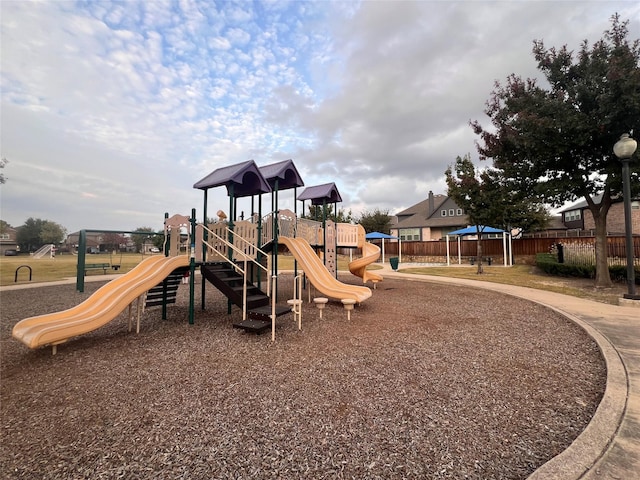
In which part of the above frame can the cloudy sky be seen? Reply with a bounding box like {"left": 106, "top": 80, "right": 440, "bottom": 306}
{"left": 1, "top": 0, "right": 639, "bottom": 234}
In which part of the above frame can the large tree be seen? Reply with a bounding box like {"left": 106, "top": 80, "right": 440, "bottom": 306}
{"left": 356, "top": 208, "right": 392, "bottom": 234}
{"left": 16, "top": 218, "right": 66, "bottom": 252}
{"left": 445, "top": 154, "right": 544, "bottom": 273}
{"left": 471, "top": 14, "right": 640, "bottom": 287}
{"left": 131, "top": 227, "right": 155, "bottom": 253}
{"left": 40, "top": 221, "right": 66, "bottom": 245}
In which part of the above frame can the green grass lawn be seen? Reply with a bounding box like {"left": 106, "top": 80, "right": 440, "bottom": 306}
{"left": 398, "top": 264, "right": 626, "bottom": 305}
{"left": 0, "top": 253, "right": 355, "bottom": 287}
{"left": 0, "top": 253, "right": 148, "bottom": 286}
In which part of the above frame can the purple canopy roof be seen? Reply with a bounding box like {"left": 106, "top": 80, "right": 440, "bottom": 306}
{"left": 193, "top": 160, "right": 271, "bottom": 197}
{"left": 297, "top": 182, "right": 342, "bottom": 205}
{"left": 259, "top": 159, "right": 304, "bottom": 190}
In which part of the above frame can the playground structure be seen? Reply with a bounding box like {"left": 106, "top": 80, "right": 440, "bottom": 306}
{"left": 12, "top": 159, "right": 383, "bottom": 351}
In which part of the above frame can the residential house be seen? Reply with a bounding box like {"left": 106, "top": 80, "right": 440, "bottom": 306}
{"left": 0, "top": 226, "right": 19, "bottom": 255}
{"left": 560, "top": 194, "right": 640, "bottom": 235}
{"left": 65, "top": 231, "right": 108, "bottom": 253}
{"left": 390, "top": 191, "right": 469, "bottom": 241}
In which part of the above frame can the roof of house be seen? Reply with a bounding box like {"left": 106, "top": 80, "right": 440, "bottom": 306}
{"left": 558, "top": 192, "right": 639, "bottom": 213}
{"left": 559, "top": 193, "right": 605, "bottom": 212}
{"left": 394, "top": 193, "right": 467, "bottom": 229}
{"left": 396, "top": 195, "right": 446, "bottom": 217}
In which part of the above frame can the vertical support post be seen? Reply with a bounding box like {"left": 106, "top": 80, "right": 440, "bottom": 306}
{"left": 273, "top": 178, "right": 279, "bottom": 295}
{"left": 257, "top": 194, "right": 263, "bottom": 290}
{"left": 322, "top": 200, "right": 327, "bottom": 266}
{"left": 201, "top": 190, "right": 208, "bottom": 311}
{"left": 228, "top": 184, "right": 235, "bottom": 315}
{"left": 76, "top": 229, "right": 87, "bottom": 292}
{"left": 189, "top": 208, "right": 196, "bottom": 324}
{"left": 161, "top": 213, "right": 169, "bottom": 320}
{"left": 621, "top": 158, "right": 638, "bottom": 298}
{"left": 293, "top": 186, "right": 298, "bottom": 296}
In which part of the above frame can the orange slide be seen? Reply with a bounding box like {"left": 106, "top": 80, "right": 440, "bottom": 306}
{"left": 279, "top": 236, "right": 372, "bottom": 303}
{"left": 349, "top": 225, "right": 383, "bottom": 286}
{"left": 12, "top": 255, "right": 190, "bottom": 351}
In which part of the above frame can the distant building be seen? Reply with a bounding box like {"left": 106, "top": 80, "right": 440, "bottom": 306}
{"left": 390, "top": 191, "right": 469, "bottom": 241}
{"left": 559, "top": 194, "right": 640, "bottom": 235}
{"left": 0, "top": 226, "right": 19, "bottom": 255}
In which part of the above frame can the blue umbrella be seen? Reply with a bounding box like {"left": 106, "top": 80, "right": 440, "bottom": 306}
{"left": 365, "top": 232, "right": 399, "bottom": 240}
{"left": 448, "top": 225, "right": 504, "bottom": 236}
{"left": 365, "top": 232, "right": 399, "bottom": 263}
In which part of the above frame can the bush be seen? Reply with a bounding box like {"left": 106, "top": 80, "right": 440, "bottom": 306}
{"left": 536, "top": 253, "right": 640, "bottom": 284}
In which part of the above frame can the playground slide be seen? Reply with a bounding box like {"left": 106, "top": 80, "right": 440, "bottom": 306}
{"left": 12, "top": 255, "right": 190, "bottom": 350}
{"left": 349, "top": 241, "right": 384, "bottom": 286}
{"left": 279, "top": 236, "right": 372, "bottom": 303}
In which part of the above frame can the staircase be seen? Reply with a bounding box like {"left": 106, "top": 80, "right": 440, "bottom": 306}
{"left": 145, "top": 266, "right": 190, "bottom": 308}
{"left": 201, "top": 262, "right": 292, "bottom": 333}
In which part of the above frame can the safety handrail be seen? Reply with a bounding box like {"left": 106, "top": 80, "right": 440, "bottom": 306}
{"left": 199, "top": 224, "right": 272, "bottom": 301}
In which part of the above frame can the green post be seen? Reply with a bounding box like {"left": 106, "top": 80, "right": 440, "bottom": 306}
{"left": 256, "top": 193, "right": 263, "bottom": 290}
{"left": 201, "top": 189, "right": 208, "bottom": 311}
{"left": 76, "top": 230, "right": 87, "bottom": 292}
{"left": 227, "top": 184, "right": 234, "bottom": 315}
{"left": 161, "top": 213, "right": 169, "bottom": 320}
{"left": 189, "top": 208, "right": 196, "bottom": 325}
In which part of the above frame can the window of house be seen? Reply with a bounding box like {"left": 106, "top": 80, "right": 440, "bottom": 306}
{"left": 0, "top": 234, "right": 9, "bottom": 240}
{"left": 456, "top": 208, "right": 463, "bottom": 216}
{"left": 565, "top": 209, "right": 581, "bottom": 221}
{"left": 441, "top": 209, "right": 447, "bottom": 217}
{"left": 449, "top": 209, "right": 455, "bottom": 216}
{"left": 632, "top": 201, "right": 640, "bottom": 210}
{"left": 400, "top": 228, "right": 420, "bottom": 241}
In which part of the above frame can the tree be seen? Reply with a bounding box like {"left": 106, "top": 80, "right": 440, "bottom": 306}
{"left": 356, "top": 208, "right": 392, "bottom": 234}
{"left": 0, "top": 157, "right": 7, "bottom": 184}
{"left": 103, "top": 232, "right": 126, "bottom": 252}
{"left": 445, "top": 155, "right": 509, "bottom": 273}
{"left": 0, "top": 220, "right": 10, "bottom": 233}
{"left": 40, "top": 221, "right": 66, "bottom": 245}
{"left": 481, "top": 169, "right": 551, "bottom": 236}
{"left": 302, "top": 204, "right": 353, "bottom": 223}
{"left": 131, "top": 227, "right": 155, "bottom": 253}
{"left": 16, "top": 218, "right": 65, "bottom": 252}
{"left": 471, "top": 14, "right": 640, "bottom": 287}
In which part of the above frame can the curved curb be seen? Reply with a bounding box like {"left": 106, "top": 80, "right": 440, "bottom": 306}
{"left": 379, "top": 270, "right": 628, "bottom": 480}
{"left": 525, "top": 306, "right": 627, "bottom": 479}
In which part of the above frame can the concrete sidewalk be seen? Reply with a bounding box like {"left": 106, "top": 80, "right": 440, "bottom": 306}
{"left": 377, "top": 263, "right": 639, "bottom": 480}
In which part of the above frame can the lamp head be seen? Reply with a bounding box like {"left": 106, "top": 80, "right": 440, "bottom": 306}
{"left": 613, "top": 133, "right": 638, "bottom": 160}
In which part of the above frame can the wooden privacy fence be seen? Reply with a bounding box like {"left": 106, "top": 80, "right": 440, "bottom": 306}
{"left": 364, "top": 236, "right": 640, "bottom": 265}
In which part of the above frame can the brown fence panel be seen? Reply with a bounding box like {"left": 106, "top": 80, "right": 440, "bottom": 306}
{"left": 366, "top": 236, "right": 639, "bottom": 263}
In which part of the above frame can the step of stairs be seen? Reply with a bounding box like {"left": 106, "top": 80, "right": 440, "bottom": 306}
{"left": 233, "top": 305, "right": 293, "bottom": 334}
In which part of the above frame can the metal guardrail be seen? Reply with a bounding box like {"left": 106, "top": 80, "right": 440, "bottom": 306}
{"left": 198, "top": 224, "right": 273, "bottom": 321}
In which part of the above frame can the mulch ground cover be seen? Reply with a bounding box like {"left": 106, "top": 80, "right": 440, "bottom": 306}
{"left": 1, "top": 274, "right": 605, "bottom": 479}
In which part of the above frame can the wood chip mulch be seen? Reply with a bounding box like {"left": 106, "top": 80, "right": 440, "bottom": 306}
{"left": 0, "top": 274, "right": 606, "bottom": 479}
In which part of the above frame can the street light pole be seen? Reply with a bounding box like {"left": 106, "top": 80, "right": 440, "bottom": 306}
{"left": 613, "top": 133, "right": 639, "bottom": 300}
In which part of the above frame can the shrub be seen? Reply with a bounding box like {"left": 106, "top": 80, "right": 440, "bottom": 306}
{"left": 536, "top": 253, "right": 640, "bottom": 284}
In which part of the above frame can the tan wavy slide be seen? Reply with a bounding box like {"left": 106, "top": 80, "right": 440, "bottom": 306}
{"left": 12, "top": 255, "right": 190, "bottom": 351}
{"left": 279, "top": 236, "right": 372, "bottom": 303}
{"left": 348, "top": 225, "right": 383, "bottom": 286}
